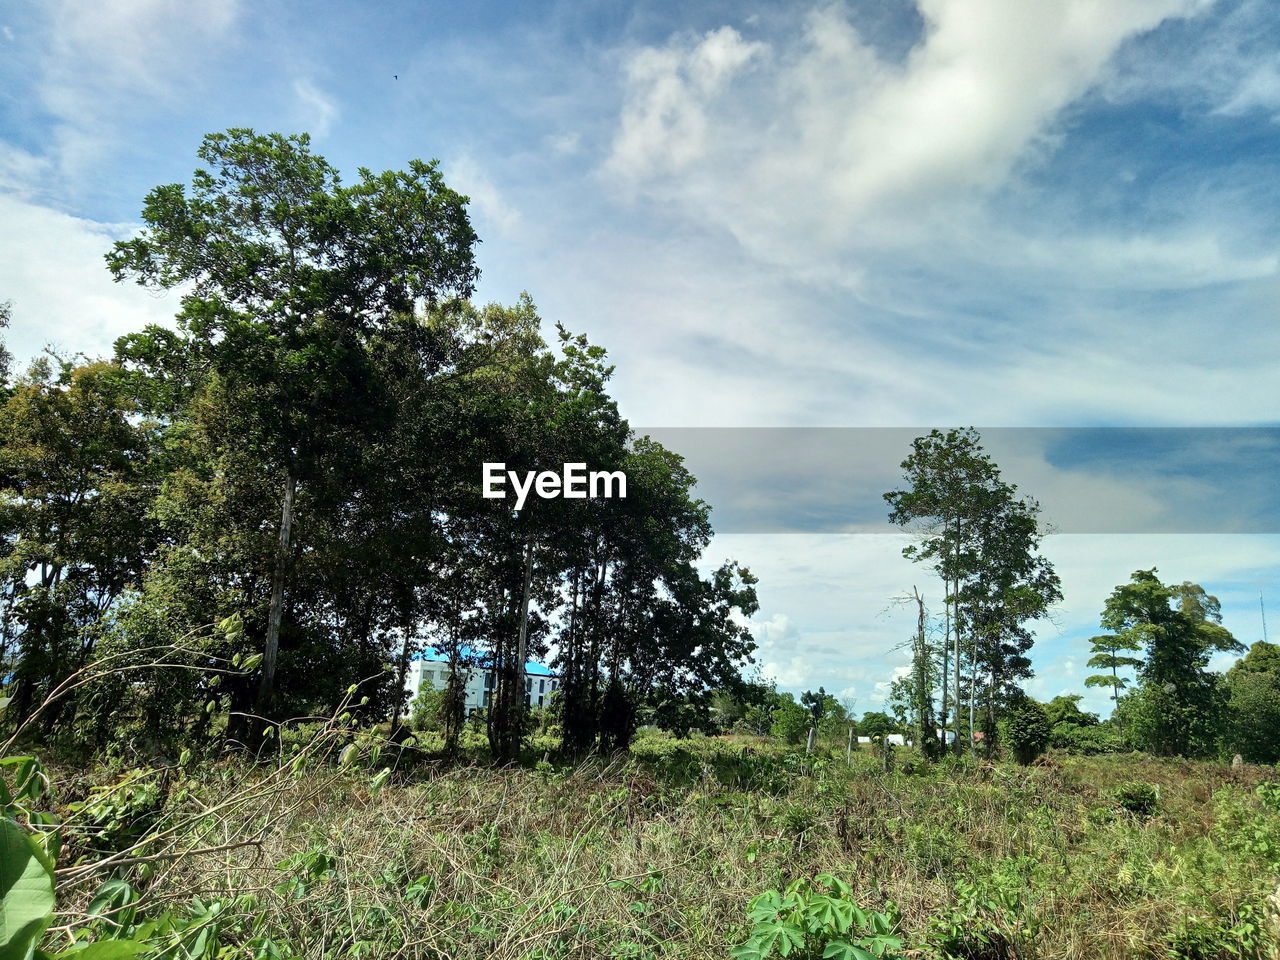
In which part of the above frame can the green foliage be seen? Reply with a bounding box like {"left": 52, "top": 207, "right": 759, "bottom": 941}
{"left": 928, "top": 857, "right": 1039, "bottom": 959}
{"left": 1049, "top": 721, "right": 1123, "bottom": 755}
{"left": 1223, "top": 642, "right": 1280, "bottom": 764}
{"left": 1113, "top": 781, "right": 1159, "bottom": 819}
{"left": 731, "top": 875, "right": 906, "bottom": 960}
{"left": 409, "top": 686, "right": 446, "bottom": 734}
{"left": 67, "top": 769, "right": 165, "bottom": 856}
{"left": 0, "top": 816, "right": 55, "bottom": 960}
{"left": 856, "top": 713, "right": 896, "bottom": 741}
{"left": 1098, "top": 570, "right": 1241, "bottom": 757}
{"left": 1004, "top": 701, "right": 1050, "bottom": 765}
{"left": 770, "top": 697, "right": 809, "bottom": 746}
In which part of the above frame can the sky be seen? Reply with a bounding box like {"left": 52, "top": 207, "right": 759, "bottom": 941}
{"left": 1, "top": 0, "right": 1277, "bottom": 715}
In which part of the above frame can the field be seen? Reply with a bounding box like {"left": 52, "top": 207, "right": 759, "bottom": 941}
{"left": 24, "top": 730, "right": 1280, "bottom": 960}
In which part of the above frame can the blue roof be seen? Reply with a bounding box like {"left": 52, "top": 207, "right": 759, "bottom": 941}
{"left": 413, "top": 644, "right": 555, "bottom": 676}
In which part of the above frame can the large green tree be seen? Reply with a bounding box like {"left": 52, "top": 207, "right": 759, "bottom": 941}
{"left": 106, "top": 129, "right": 479, "bottom": 725}
{"left": 1223, "top": 640, "right": 1280, "bottom": 763}
{"left": 1101, "top": 570, "right": 1241, "bottom": 757}
{"left": 0, "top": 358, "right": 159, "bottom": 725}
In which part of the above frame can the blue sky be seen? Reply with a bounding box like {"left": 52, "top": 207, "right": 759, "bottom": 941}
{"left": 1, "top": 0, "right": 1277, "bottom": 715}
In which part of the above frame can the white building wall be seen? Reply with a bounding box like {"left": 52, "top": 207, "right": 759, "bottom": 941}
{"left": 403, "top": 659, "right": 558, "bottom": 716}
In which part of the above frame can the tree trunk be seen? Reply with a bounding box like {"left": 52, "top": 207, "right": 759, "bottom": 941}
{"left": 968, "top": 645, "right": 976, "bottom": 756}
{"left": 941, "top": 580, "right": 950, "bottom": 751}
{"left": 257, "top": 468, "right": 295, "bottom": 718}
{"left": 953, "top": 581, "right": 962, "bottom": 756}
{"left": 911, "top": 586, "right": 931, "bottom": 759}
{"left": 390, "top": 604, "right": 415, "bottom": 734}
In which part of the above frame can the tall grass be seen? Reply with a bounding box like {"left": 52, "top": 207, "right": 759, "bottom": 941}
{"left": 36, "top": 731, "right": 1280, "bottom": 959}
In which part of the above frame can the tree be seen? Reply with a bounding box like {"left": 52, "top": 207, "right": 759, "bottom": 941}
{"left": 858, "top": 711, "right": 897, "bottom": 741}
{"left": 0, "top": 358, "right": 159, "bottom": 727}
{"left": 1083, "top": 631, "right": 1142, "bottom": 726}
{"left": 106, "top": 129, "right": 479, "bottom": 727}
{"left": 0, "top": 300, "right": 12, "bottom": 385}
{"left": 800, "top": 686, "right": 830, "bottom": 753}
{"left": 770, "top": 694, "right": 808, "bottom": 745}
{"left": 1223, "top": 641, "right": 1280, "bottom": 764}
{"left": 1099, "top": 570, "right": 1241, "bottom": 756}
{"left": 1004, "top": 699, "right": 1050, "bottom": 764}
{"left": 885, "top": 428, "right": 1058, "bottom": 755}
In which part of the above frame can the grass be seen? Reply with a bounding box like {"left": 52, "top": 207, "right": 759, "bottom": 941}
{"left": 28, "top": 730, "right": 1280, "bottom": 959}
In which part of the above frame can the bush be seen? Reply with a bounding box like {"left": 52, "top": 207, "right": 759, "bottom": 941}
{"left": 731, "top": 874, "right": 907, "bottom": 960}
{"left": 1050, "top": 722, "right": 1124, "bottom": 755}
{"left": 1005, "top": 702, "right": 1051, "bottom": 765}
{"left": 1113, "top": 781, "right": 1159, "bottom": 818}
{"left": 409, "top": 687, "right": 446, "bottom": 732}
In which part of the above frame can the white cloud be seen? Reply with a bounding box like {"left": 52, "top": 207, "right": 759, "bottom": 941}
{"left": 448, "top": 156, "right": 524, "bottom": 239}
{"left": 292, "top": 78, "right": 338, "bottom": 139}
{"left": 604, "top": 1, "right": 1220, "bottom": 280}
{"left": 0, "top": 195, "right": 178, "bottom": 365}
{"left": 16, "top": 0, "right": 240, "bottom": 189}
{"left": 606, "top": 25, "right": 767, "bottom": 181}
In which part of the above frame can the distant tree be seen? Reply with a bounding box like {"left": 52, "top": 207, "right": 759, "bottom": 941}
{"left": 858, "top": 711, "right": 897, "bottom": 741}
{"left": 1223, "top": 641, "right": 1280, "bottom": 764}
{"left": 1083, "top": 630, "right": 1143, "bottom": 727}
{"left": 1099, "top": 570, "right": 1241, "bottom": 757}
{"left": 0, "top": 300, "right": 12, "bottom": 384}
{"left": 1043, "top": 694, "right": 1098, "bottom": 729}
{"left": 885, "top": 428, "right": 1058, "bottom": 756}
{"left": 1005, "top": 699, "right": 1050, "bottom": 764}
{"left": 770, "top": 694, "right": 809, "bottom": 745}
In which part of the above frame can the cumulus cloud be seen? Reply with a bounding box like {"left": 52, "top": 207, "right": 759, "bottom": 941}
{"left": 606, "top": 26, "right": 767, "bottom": 181}
{"left": 14, "top": 0, "right": 240, "bottom": 190}
{"left": 0, "top": 195, "right": 178, "bottom": 365}
{"left": 605, "top": 0, "right": 1215, "bottom": 276}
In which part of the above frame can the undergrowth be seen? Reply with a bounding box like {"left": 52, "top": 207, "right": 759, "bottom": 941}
{"left": 5, "top": 728, "right": 1280, "bottom": 959}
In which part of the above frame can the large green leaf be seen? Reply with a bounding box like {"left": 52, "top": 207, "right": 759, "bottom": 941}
{"left": 0, "top": 818, "right": 55, "bottom": 960}
{"left": 821, "top": 942, "right": 876, "bottom": 960}
{"left": 50, "top": 943, "right": 146, "bottom": 960}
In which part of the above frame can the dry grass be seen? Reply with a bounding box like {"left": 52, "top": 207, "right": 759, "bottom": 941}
{"left": 42, "top": 737, "right": 1280, "bottom": 960}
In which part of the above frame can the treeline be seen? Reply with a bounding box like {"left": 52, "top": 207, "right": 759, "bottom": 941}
{"left": 0, "top": 129, "right": 759, "bottom": 761}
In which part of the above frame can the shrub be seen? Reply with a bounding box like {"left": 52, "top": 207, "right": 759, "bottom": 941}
{"left": 730, "top": 874, "right": 907, "bottom": 960}
{"left": 1050, "top": 722, "right": 1124, "bottom": 755}
{"left": 1113, "top": 781, "right": 1159, "bottom": 818}
{"left": 409, "top": 686, "right": 446, "bottom": 732}
{"left": 1005, "top": 702, "right": 1051, "bottom": 765}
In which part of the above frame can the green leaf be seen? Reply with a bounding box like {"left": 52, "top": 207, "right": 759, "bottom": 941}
{"left": 85, "top": 879, "right": 138, "bottom": 927}
{"left": 50, "top": 942, "right": 147, "bottom": 959}
{"left": 0, "top": 817, "right": 56, "bottom": 960}
{"left": 730, "top": 943, "right": 765, "bottom": 960}
{"left": 754, "top": 922, "right": 804, "bottom": 958}
{"left": 821, "top": 942, "right": 876, "bottom": 960}
{"left": 804, "top": 894, "right": 854, "bottom": 934}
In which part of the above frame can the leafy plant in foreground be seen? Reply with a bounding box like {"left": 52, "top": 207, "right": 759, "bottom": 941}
{"left": 730, "top": 874, "right": 906, "bottom": 960}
